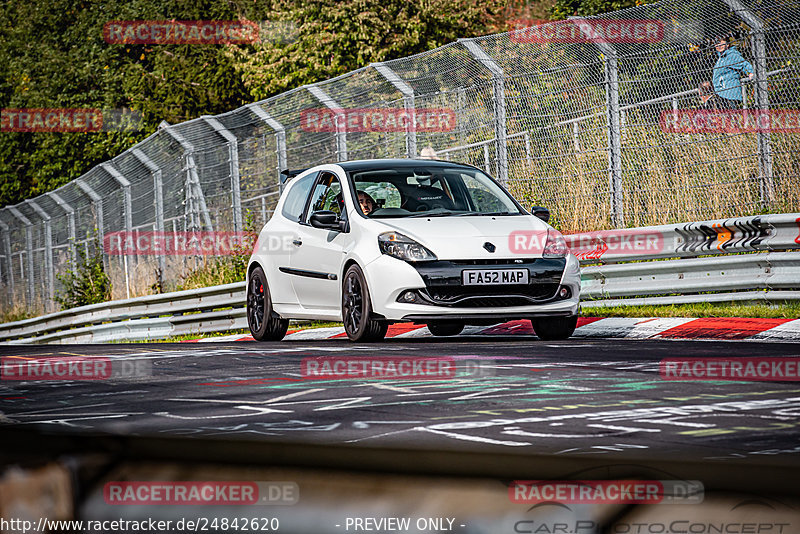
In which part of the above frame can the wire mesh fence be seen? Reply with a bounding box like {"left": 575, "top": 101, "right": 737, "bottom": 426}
{"left": 1, "top": 0, "right": 798, "bottom": 315}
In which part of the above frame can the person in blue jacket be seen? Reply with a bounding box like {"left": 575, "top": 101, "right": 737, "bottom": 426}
{"left": 712, "top": 36, "right": 754, "bottom": 109}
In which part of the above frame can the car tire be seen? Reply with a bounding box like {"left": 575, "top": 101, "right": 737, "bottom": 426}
{"left": 342, "top": 264, "right": 388, "bottom": 342}
{"left": 427, "top": 322, "right": 464, "bottom": 336}
{"left": 247, "top": 265, "right": 289, "bottom": 341}
{"left": 531, "top": 315, "right": 578, "bottom": 341}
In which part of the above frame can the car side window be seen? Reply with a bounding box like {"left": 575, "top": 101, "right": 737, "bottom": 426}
{"left": 281, "top": 173, "right": 317, "bottom": 222}
{"left": 305, "top": 172, "right": 343, "bottom": 223}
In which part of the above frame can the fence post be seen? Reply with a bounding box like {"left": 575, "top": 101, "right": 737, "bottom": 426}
{"left": 461, "top": 39, "right": 508, "bottom": 185}
{"left": 202, "top": 118, "right": 243, "bottom": 233}
{"left": 74, "top": 179, "right": 105, "bottom": 250}
{"left": 132, "top": 148, "right": 166, "bottom": 286}
{"left": 8, "top": 206, "right": 35, "bottom": 307}
{"left": 102, "top": 163, "right": 133, "bottom": 299}
{"left": 247, "top": 103, "right": 288, "bottom": 191}
{"left": 573, "top": 122, "right": 580, "bottom": 152}
{"left": 604, "top": 52, "right": 624, "bottom": 227}
{"left": 721, "top": 0, "right": 773, "bottom": 205}
{"left": 573, "top": 17, "right": 624, "bottom": 227}
{"left": 307, "top": 84, "right": 348, "bottom": 162}
{"left": 160, "top": 123, "right": 213, "bottom": 232}
{"left": 0, "top": 219, "right": 13, "bottom": 300}
{"left": 524, "top": 132, "right": 533, "bottom": 167}
{"left": 25, "top": 200, "right": 54, "bottom": 309}
{"left": 47, "top": 191, "right": 77, "bottom": 268}
{"left": 373, "top": 62, "right": 417, "bottom": 158}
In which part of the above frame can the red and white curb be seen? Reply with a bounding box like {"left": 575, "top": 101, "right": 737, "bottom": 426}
{"left": 188, "top": 317, "right": 800, "bottom": 343}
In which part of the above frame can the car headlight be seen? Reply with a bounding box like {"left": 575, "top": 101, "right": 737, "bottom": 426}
{"left": 543, "top": 228, "right": 568, "bottom": 258}
{"left": 378, "top": 232, "right": 437, "bottom": 262}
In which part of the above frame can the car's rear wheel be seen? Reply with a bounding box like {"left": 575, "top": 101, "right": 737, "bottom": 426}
{"left": 531, "top": 315, "right": 578, "bottom": 341}
{"left": 427, "top": 322, "right": 464, "bottom": 337}
{"left": 247, "top": 266, "right": 289, "bottom": 341}
{"left": 342, "top": 264, "right": 388, "bottom": 342}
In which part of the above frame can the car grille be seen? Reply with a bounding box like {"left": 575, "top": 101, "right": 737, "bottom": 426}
{"left": 410, "top": 258, "right": 567, "bottom": 308}
{"left": 420, "top": 284, "right": 561, "bottom": 307}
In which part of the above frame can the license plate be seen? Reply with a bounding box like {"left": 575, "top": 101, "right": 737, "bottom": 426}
{"left": 461, "top": 269, "right": 529, "bottom": 285}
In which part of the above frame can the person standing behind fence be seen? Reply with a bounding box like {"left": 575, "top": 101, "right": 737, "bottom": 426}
{"left": 712, "top": 36, "right": 754, "bottom": 109}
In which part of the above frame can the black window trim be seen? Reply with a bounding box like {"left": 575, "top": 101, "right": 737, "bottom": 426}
{"left": 280, "top": 171, "right": 319, "bottom": 223}
{"left": 300, "top": 171, "right": 348, "bottom": 228}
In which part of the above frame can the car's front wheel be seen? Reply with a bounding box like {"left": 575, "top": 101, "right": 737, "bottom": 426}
{"left": 531, "top": 315, "right": 578, "bottom": 341}
{"left": 427, "top": 322, "right": 464, "bottom": 337}
{"left": 342, "top": 264, "right": 388, "bottom": 342}
{"left": 247, "top": 266, "right": 289, "bottom": 341}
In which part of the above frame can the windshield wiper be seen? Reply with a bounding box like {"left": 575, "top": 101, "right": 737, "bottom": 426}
{"left": 408, "top": 210, "right": 457, "bottom": 218}
{"left": 455, "top": 211, "right": 520, "bottom": 216}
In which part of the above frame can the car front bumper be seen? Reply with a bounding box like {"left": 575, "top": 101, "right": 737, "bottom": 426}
{"left": 363, "top": 254, "right": 581, "bottom": 323}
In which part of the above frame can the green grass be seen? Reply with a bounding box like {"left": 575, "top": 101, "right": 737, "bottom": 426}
{"left": 581, "top": 302, "right": 800, "bottom": 319}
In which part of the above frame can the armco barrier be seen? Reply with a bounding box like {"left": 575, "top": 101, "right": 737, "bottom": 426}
{"left": 566, "top": 213, "right": 800, "bottom": 263}
{"left": 0, "top": 282, "right": 245, "bottom": 344}
{"left": 0, "top": 213, "right": 798, "bottom": 343}
{"left": 581, "top": 252, "right": 800, "bottom": 300}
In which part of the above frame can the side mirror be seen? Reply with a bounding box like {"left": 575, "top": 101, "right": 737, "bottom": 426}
{"left": 309, "top": 210, "right": 346, "bottom": 231}
{"left": 530, "top": 206, "right": 550, "bottom": 223}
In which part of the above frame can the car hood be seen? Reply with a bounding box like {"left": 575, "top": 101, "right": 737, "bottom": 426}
{"left": 377, "top": 215, "right": 551, "bottom": 260}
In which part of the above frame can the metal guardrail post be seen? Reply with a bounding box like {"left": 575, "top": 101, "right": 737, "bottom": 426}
{"left": 373, "top": 62, "right": 417, "bottom": 158}
{"left": 8, "top": 206, "right": 35, "bottom": 306}
{"left": 460, "top": 39, "right": 508, "bottom": 185}
{"left": 247, "top": 103, "right": 288, "bottom": 191}
{"left": 25, "top": 200, "right": 54, "bottom": 308}
{"left": 132, "top": 149, "right": 166, "bottom": 286}
{"left": 603, "top": 53, "right": 624, "bottom": 227}
{"left": 47, "top": 191, "right": 77, "bottom": 267}
{"left": 202, "top": 117, "right": 243, "bottom": 233}
{"left": 307, "top": 84, "right": 348, "bottom": 162}
{"left": 102, "top": 162, "right": 133, "bottom": 299}
{"left": 0, "top": 219, "right": 12, "bottom": 299}
{"left": 74, "top": 179, "right": 105, "bottom": 247}
{"left": 721, "top": 0, "right": 774, "bottom": 206}
{"left": 573, "top": 18, "right": 624, "bottom": 227}
{"left": 74, "top": 178, "right": 108, "bottom": 276}
{"left": 160, "top": 123, "right": 213, "bottom": 233}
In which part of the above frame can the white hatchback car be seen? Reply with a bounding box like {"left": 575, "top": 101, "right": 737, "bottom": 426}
{"left": 246, "top": 159, "right": 581, "bottom": 342}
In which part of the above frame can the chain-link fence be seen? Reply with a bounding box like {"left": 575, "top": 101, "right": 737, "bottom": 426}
{"left": 1, "top": 0, "right": 798, "bottom": 315}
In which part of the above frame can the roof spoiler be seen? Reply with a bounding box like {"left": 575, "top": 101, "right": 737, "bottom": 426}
{"left": 279, "top": 168, "right": 308, "bottom": 185}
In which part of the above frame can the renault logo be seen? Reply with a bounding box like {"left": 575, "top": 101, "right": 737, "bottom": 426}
{"left": 483, "top": 242, "right": 496, "bottom": 253}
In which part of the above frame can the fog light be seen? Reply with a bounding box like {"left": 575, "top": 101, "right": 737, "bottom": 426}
{"left": 398, "top": 290, "right": 419, "bottom": 303}
{"left": 559, "top": 287, "right": 570, "bottom": 299}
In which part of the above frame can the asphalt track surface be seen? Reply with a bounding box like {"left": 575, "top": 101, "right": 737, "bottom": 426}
{"left": 3, "top": 337, "right": 800, "bottom": 464}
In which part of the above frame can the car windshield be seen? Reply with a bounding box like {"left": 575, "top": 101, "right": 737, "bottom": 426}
{"left": 349, "top": 165, "right": 523, "bottom": 218}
